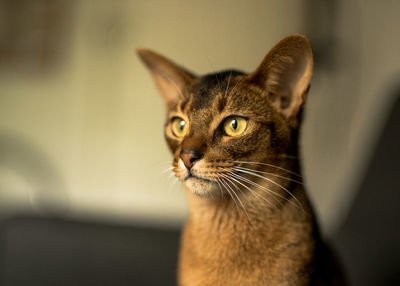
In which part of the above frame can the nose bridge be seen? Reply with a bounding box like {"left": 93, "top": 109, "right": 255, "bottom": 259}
{"left": 180, "top": 111, "right": 212, "bottom": 154}
{"left": 181, "top": 130, "right": 207, "bottom": 154}
{"left": 180, "top": 130, "right": 206, "bottom": 170}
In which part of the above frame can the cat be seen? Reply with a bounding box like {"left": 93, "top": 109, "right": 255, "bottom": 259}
{"left": 137, "top": 35, "right": 346, "bottom": 286}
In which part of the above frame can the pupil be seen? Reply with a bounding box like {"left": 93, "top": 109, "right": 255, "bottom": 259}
{"left": 231, "top": 119, "right": 238, "bottom": 130}
{"left": 179, "top": 120, "right": 185, "bottom": 131}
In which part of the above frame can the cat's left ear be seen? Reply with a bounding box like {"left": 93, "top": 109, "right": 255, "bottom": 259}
{"left": 249, "top": 34, "right": 313, "bottom": 126}
{"left": 137, "top": 48, "right": 196, "bottom": 108}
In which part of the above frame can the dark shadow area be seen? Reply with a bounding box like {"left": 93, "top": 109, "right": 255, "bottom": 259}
{"left": 0, "top": 216, "right": 180, "bottom": 286}
{"left": 333, "top": 93, "right": 400, "bottom": 286}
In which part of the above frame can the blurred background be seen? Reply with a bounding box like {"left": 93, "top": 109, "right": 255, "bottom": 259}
{"left": 0, "top": 0, "right": 399, "bottom": 285}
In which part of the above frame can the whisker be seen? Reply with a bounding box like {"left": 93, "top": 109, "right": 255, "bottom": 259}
{"left": 227, "top": 171, "right": 282, "bottom": 207}
{"left": 233, "top": 168, "right": 304, "bottom": 211}
{"left": 223, "top": 173, "right": 274, "bottom": 208}
{"left": 219, "top": 177, "right": 240, "bottom": 212}
{"left": 223, "top": 176, "right": 250, "bottom": 219}
{"left": 233, "top": 166, "right": 303, "bottom": 184}
{"left": 230, "top": 160, "right": 302, "bottom": 178}
{"left": 167, "top": 177, "right": 179, "bottom": 194}
{"left": 215, "top": 178, "right": 224, "bottom": 198}
{"left": 161, "top": 166, "right": 174, "bottom": 174}
{"left": 222, "top": 177, "right": 241, "bottom": 207}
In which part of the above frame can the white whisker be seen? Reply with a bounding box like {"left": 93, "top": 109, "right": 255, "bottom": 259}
{"left": 227, "top": 171, "right": 282, "bottom": 207}
{"left": 167, "top": 177, "right": 179, "bottom": 194}
{"left": 215, "top": 178, "right": 224, "bottom": 198}
{"left": 233, "top": 166, "right": 303, "bottom": 184}
{"left": 233, "top": 168, "right": 304, "bottom": 211}
{"left": 224, "top": 173, "right": 274, "bottom": 208}
{"left": 161, "top": 166, "right": 174, "bottom": 174}
{"left": 231, "top": 160, "right": 302, "bottom": 178}
{"left": 219, "top": 177, "right": 240, "bottom": 212}
{"left": 223, "top": 176, "right": 250, "bottom": 219}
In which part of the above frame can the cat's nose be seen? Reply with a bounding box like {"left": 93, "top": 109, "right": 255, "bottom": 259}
{"left": 180, "top": 150, "right": 203, "bottom": 170}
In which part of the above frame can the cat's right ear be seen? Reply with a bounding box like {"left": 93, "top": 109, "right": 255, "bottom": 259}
{"left": 249, "top": 35, "right": 313, "bottom": 127}
{"left": 136, "top": 48, "right": 196, "bottom": 108}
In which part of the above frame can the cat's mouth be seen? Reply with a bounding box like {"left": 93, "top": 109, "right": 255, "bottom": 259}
{"left": 183, "top": 173, "right": 213, "bottom": 183}
{"left": 174, "top": 159, "right": 224, "bottom": 196}
{"left": 182, "top": 173, "right": 220, "bottom": 196}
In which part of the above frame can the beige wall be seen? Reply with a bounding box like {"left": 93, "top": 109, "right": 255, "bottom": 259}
{"left": 303, "top": 0, "right": 400, "bottom": 233}
{"left": 0, "top": 0, "right": 398, "bottom": 233}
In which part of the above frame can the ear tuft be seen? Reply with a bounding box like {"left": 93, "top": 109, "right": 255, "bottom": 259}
{"left": 137, "top": 48, "right": 196, "bottom": 108}
{"left": 250, "top": 34, "right": 313, "bottom": 125}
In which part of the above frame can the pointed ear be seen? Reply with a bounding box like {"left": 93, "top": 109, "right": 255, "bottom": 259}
{"left": 249, "top": 35, "right": 313, "bottom": 125}
{"left": 136, "top": 48, "right": 196, "bottom": 108}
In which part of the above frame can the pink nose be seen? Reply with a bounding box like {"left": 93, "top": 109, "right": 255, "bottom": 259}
{"left": 180, "top": 150, "right": 202, "bottom": 169}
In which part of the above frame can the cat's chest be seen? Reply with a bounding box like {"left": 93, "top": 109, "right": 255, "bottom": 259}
{"left": 179, "top": 245, "right": 310, "bottom": 286}
{"left": 179, "top": 215, "right": 315, "bottom": 285}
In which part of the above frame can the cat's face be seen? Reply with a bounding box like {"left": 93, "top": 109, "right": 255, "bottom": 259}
{"left": 138, "top": 35, "right": 313, "bottom": 197}
{"left": 163, "top": 72, "right": 293, "bottom": 196}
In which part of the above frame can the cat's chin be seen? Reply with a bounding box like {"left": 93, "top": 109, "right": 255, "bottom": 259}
{"left": 183, "top": 176, "right": 220, "bottom": 198}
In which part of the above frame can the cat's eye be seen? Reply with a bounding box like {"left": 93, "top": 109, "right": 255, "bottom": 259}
{"left": 223, "top": 116, "right": 248, "bottom": 137}
{"left": 171, "top": 117, "right": 188, "bottom": 138}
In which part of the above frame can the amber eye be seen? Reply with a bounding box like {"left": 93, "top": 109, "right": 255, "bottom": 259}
{"left": 223, "top": 116, "right": 248, "bottom": 137}
{"left": 171, "top": 117, "right": 188, "bottom": 138}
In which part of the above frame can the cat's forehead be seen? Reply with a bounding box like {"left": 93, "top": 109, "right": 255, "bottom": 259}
{"left": 174, "top": 70, "right": 270, "bottom": 121}
{"left": 191, "top": 71, "right": 241, "bottom": 109}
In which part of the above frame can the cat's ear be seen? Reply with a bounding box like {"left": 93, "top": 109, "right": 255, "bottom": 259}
{"left": 137, "top": 48, "right": 196, "bottom": 107}
{"left": 249, "top": 35, "right": 313, "bottom": 125}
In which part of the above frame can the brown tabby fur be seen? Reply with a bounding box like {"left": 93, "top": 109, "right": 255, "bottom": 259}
{"left": 137, "top": 35, "right": 346, "bottom": 286}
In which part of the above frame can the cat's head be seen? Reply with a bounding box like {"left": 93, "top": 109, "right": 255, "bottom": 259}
{"left": 138, "top": 35, "right": 313, "bottom": 198}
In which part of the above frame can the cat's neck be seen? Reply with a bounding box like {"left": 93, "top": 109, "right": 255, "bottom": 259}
{"left": 182, "top": 180, "right": 315, "bottom": 267}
